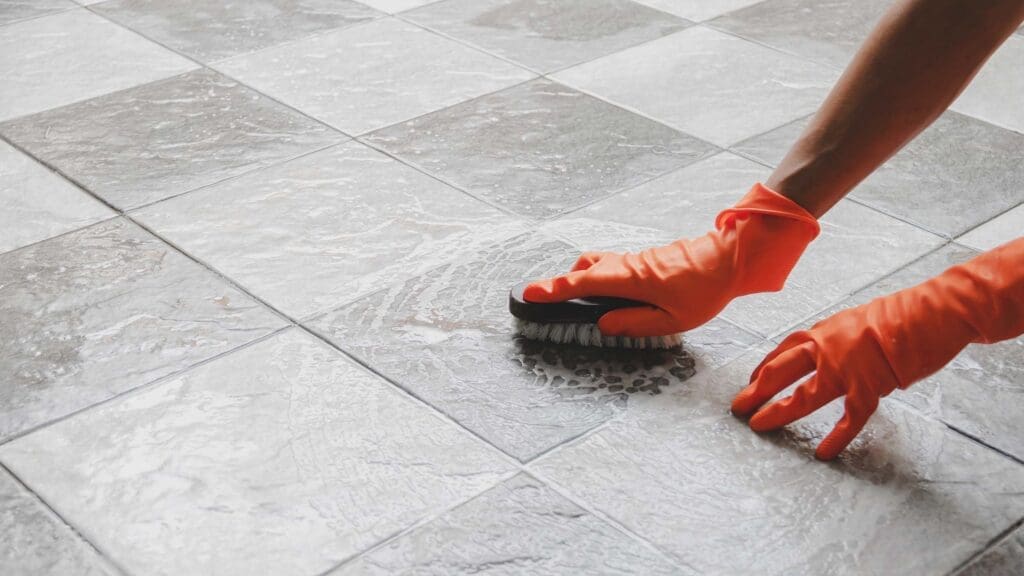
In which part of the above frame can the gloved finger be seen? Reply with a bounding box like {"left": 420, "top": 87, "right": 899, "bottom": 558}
{"left": 815, "top": 392, "right": 880, "bottom": 461}
{"left": 571, "top": 251, "right": 611, "bottom": 272}
{"left": 748, "top": 376, "right": 839, "bottom": 431}
{"left": 748, "top": 330, "right": 813, "bottom": 384}
{"left": 598, "top": 306, "right": 680, "bottom": 337}
{"left": 731, "top": 339, "right": 816, "bottom": 417}
{"left": 523, "top": 271, "right": 594, "bottom": 303}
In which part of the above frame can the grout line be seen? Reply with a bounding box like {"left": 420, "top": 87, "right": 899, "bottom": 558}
{"left": 938, "top": 421, "right": 1024, "bottom": 467}
{"left": 0, "top": 4, "right": 80, "bottom": 29}
{"left": 948, "top": 515, "right": 1024, "bottom": 576}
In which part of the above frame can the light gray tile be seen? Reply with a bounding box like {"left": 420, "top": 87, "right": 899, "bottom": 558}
{"left": 93, "top": 0, "right": 380, "bottom": 62}
{"left": 0, "top": 466, "right": 116, "bottom": 576}
{"left": 334, "top": 473, "right": 686, "bottom": 575}
{"left": 790, "top": 244, "right": 1024, "bottom": 463}
{"left": 709, "top": 0, "right": 891, "bottom": 69}
{"left": 532, "top": 346, "right": 1024, "bottom": 575}
{"left": 957, "top": 526, "right": 1024, "bottom": 576}
{"left": 633, "top": 0, "right": 764, "bottom": 22}
{"left": 0, "top": 9, "right": 195, "bottom": 121}
{"left": 135, "top": 141, "right": 525, "bottom": 319}
{"left": 0, "top": 329, "right": 514, "bottom": 576}
{"left": 310, "top": 233, "right": 760, "bottom": 461}
{"left": 0, "top": 218, "right": 284, "bottom": 442}
{"left": 553, "top": 26, "right": 838, "bottom": 147}
{"left": 729, "top": 114, "right": 805, "bottom": 167}
{"left": 0, "top": 140, "right": 113, "bottom": 255}
{"left": 733, "top": 112, "right": 1024, "bottom": 237}
{"left": 958, "top": 203, "right": 1024, "bottom": 251}
{"left": 356, "top": 0, "right": 438, "bottom": 13}
{"left": 405, "top": 0, "right": 688, "bottom": 73}
{"left": 0, "top": 0, "right": 76, "bottom": 26}
{"left": 216, "top": 17, "right": 534, "bottom": 135}
{"left": 0, "top": 68, "right": 343, "bottom": 210}
{"left": 952, "top": 34, "right": 1024, "bottom": 133}
{"left": 364, "top": 78, "right": 715, "bottom": 219}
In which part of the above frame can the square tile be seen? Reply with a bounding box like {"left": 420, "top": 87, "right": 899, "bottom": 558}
{"left": 553, "top": 26, "right": 838, "bottom": 146}
{"left": 1, "top": 68, "right": 343, "bottom": 210}
{"left": 93, "top": 0, "right": 380, "bottom": 62}
{"left": 364, "top": 78, "right": 715, "bottom": 219}
{"left": 0, "top": 140, "right": 113, "bottom": 255}
{"left": 355, "top": 0, "right": 439, "bottom": 13}
{"left": 709, "top": 0, "right": 891, "bottom": 69}
{"left": 0, "top": 329, "right": 514, "bottom": 576}
{"left": 958, "top": 526, "right": 1024, "bottom": 576}
{"left": 0, "top": 9, "right": 195, "bottom": 121}
{"left": 405, "top": 0, "right": 688, "bottom": 73}
{"left": 958, "top": 203, "right": 1024, "bottom": 251}
{"left": 135, "top": 141, "right": 525, "bottom": 319}
{"left": 733, "top": 112, "right": 1024, "bottom": 237}
{"left": 310, "top": 233, "right": 761, "bottom": 461}
{"left": 0, "top": 0, "right": 76, "bottom": 26}
{"left": 633, "top": 0, "right": 765, "bottom": 22}
{"left": 0, "top": 218, "right": 284, "bottom": 442}
{"left": 333, "top": 473, "right": 685, "bottom": 575}
{"left": 216, "top": 17, "right": 534, "bottom": 135}
{"left": 791, "top": 244, "right": 1024, "bottom": 463}
{"left": 952, "top": 34, "right": 1024, "bottom": 133}
{"left": 532, "top": 347, "right": 1024, "bottom": 575}
{"left": 0, "top": 466, "right": 116, "bottom": 576}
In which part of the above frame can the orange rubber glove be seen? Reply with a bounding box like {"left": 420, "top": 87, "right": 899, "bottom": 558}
{"left": 732, "top": 237, "right": 1024, "bottom": 460}
{"left": 524, "top": 183, "right": 820, "bottom": 336}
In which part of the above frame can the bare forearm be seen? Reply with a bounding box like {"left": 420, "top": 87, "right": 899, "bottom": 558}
{"left": 768, "top": 0, "right": 1024, "bottom": 217}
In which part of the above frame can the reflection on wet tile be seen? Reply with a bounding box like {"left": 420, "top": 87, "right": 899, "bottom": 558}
{"left": 135, "top": 141, "right": 524, "bottom": 319}
{"left": 0, "top": 330, "right": 514, "bottom": 576}
{"left": 709, "top": 0, "right": 891, "bottom": 69}
{"left": 0, "top": 218, "right": 284, "bottom": 441}
{"left": 958, "top": 526, "right": 1024, "bottom": 576}
{"left": 0, "top": 0, "right": 75, "bottom": 25}
{"left": 0, "top": 10, "right": 195, "bottom": 121}
{"left": 632, "top": 0, "right": 763, "bottom": 22}
{"left": 0, "top": 467, "right": 116, "bottom": 576}
{"left": 0, "top": 140, "right": 112, "bottom": 255}
{"left": 0, "top": 68, "right": 343, "bottom": 210}
{"left": 733, "top": 112, "right": 1024, "bottom": 237}
{"left": 311, "top": 234, "right": 760, "bottom": 461}
{"left": 790, "top": 244, "right": 1024, "bottom": 463}
{"left": 364, "top": 78, "right": 715, "bottom": 219}
{"left": 93, "top": 0, "right": 379, "bottom": 62}
{"left": 952, "top": 34, "right": 1024, "bottom": 133}
{"left": 958, "top": 203, "right": 1024, "bottom": 251}
{"left": 553, "top": 27, "right": 838, "bottom": 146}
{"left": 405, "top": 0, "right": 688, "bottom": 72}
{"left": 333, "top": 473, "right": 686, "bottom": 575}
{"left": 216, "top": 17, "right": 534, "bottom": 135}
{"left": 532, "top": 347, "right": 1024, "bottom": 575}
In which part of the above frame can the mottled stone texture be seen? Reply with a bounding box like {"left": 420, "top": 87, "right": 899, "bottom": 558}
{"left": 0, "top": 0, "right": 75, "bottom": 26}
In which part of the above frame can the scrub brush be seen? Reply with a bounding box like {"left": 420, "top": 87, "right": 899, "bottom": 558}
{"left": 508, "top": 282, "right": 682, "bottom": 349}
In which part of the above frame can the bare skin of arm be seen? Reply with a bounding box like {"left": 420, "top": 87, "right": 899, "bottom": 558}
{"left": 769, "top": 0, "right": 1024, "bottom": 218}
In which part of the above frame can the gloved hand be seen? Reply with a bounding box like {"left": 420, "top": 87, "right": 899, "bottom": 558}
{"left": 732, "top": 237, "right": 1024, "bottom": 460}
{"left": 524, "top": 183, "right": 820, "bottom": 336}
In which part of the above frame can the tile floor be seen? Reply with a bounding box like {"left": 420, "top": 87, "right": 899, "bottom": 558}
{"left": 1, "top": 1, "right": 1021, "bottom": 574}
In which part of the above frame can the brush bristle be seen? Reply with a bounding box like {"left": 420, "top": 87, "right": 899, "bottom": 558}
{"left": 514, "top": 319, "right": 681, "bottom": 349}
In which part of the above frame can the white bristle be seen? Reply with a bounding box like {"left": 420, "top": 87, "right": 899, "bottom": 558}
{"left": 514, "top": 319, "right": 682, "bottom": 350}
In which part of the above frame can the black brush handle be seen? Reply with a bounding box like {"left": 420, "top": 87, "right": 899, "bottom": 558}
{"left": 508, "top": 282, "right": 648, "bottom": 323}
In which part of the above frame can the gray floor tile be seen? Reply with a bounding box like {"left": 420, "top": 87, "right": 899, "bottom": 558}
{"left": 709, "top": 0, "right": 891, "bottom": 69}
{"left": 0, "top": 140, "right": 113, "bottom": 255}
{"left": 553, "top": 26, "right": 838, "bottom": 147}
{"left": 952, "top": 34, "right": 1024, "bottom": 134}
{"left": 790, "top": 244, "right": 1024, "bottom": 463}
{"left": 0, "top": 0, "right": 76, "bottom": 26}
{"left": 0, "top": 466, "right": 116, "bottom": 576}
{"left": 135, "top": 141, "right": 525, "bottom": 319}
{"left": 0, "top": 9, "right": 195, "bottom": 121}
{"left": 0, "top": 218, "right": 284, "bottom": 442}
{"left": 733, "top": 112, "right": 1024, "bottom": 237}
{"left": 531, "top": 346, "right": 1024, "bottom": 576}
{"left": 632, "top": 0, "right": 764, "bottom": 22}
{"left": 364, "top": 78, "right": 715, "bottom": 219}
{"left": 0, "top": 329, "right": 514, "bottom": 576}
{"left": 958, "top": 203, "right": 1024, "bottom": 251}
{"left": 93, "top": 0, "right": 379, "bottom": 63}
{"left": 0, "top": 68, "right": 343, "bottom": 210}
{"left": 334, "top": 473, "right": 686, "bottom": 575}
{"left": 310, "top": 233, "right": 760, "bottom": 461}
{"left": 957, "top": 526, "right": 1024, "bottom": 576}
{"left": 216, "top": 17, "right": 534, "bottom": 135}
{"left": 356, "top": 0, "right": 440, "bottom": 13}
{"left": 405, "top": 0, "right": 688, "bottom": 73}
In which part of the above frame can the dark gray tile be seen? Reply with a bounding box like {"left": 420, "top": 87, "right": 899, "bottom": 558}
{"left": 0, "top": 466, "right": 116, "bottom": 576}
{"left": 0, "top": 329, "right": 514, "bottom": 576}
{"left": 92, "top": 0, "right": 380, "bottom": 62}
{"left": 405, "top": 0, "right": 689, "bottom": 73}
{"left": 957, "top": 526, "right": 1024, "bottom": 576}
{"left": 0, "top": 68, "right": 343, "bottom": 209}
{"left": 334, "top": 473, "right": 686, "bottom": 575}
{"left": 0, "top": 0, "right": 76, "bottom": 26}
{"left": 364, "top": 78, "right": 715, "bottom": 219}
{"left": 0, "top": 218, "right": 284, "bottom": 442}
{"left": 310, "top": 233, "right": 760, "bottom": 461}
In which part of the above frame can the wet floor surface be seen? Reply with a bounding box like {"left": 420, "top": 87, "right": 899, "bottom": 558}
{"left": 1, "top": 1, "right": 1022, "bottom": 574}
